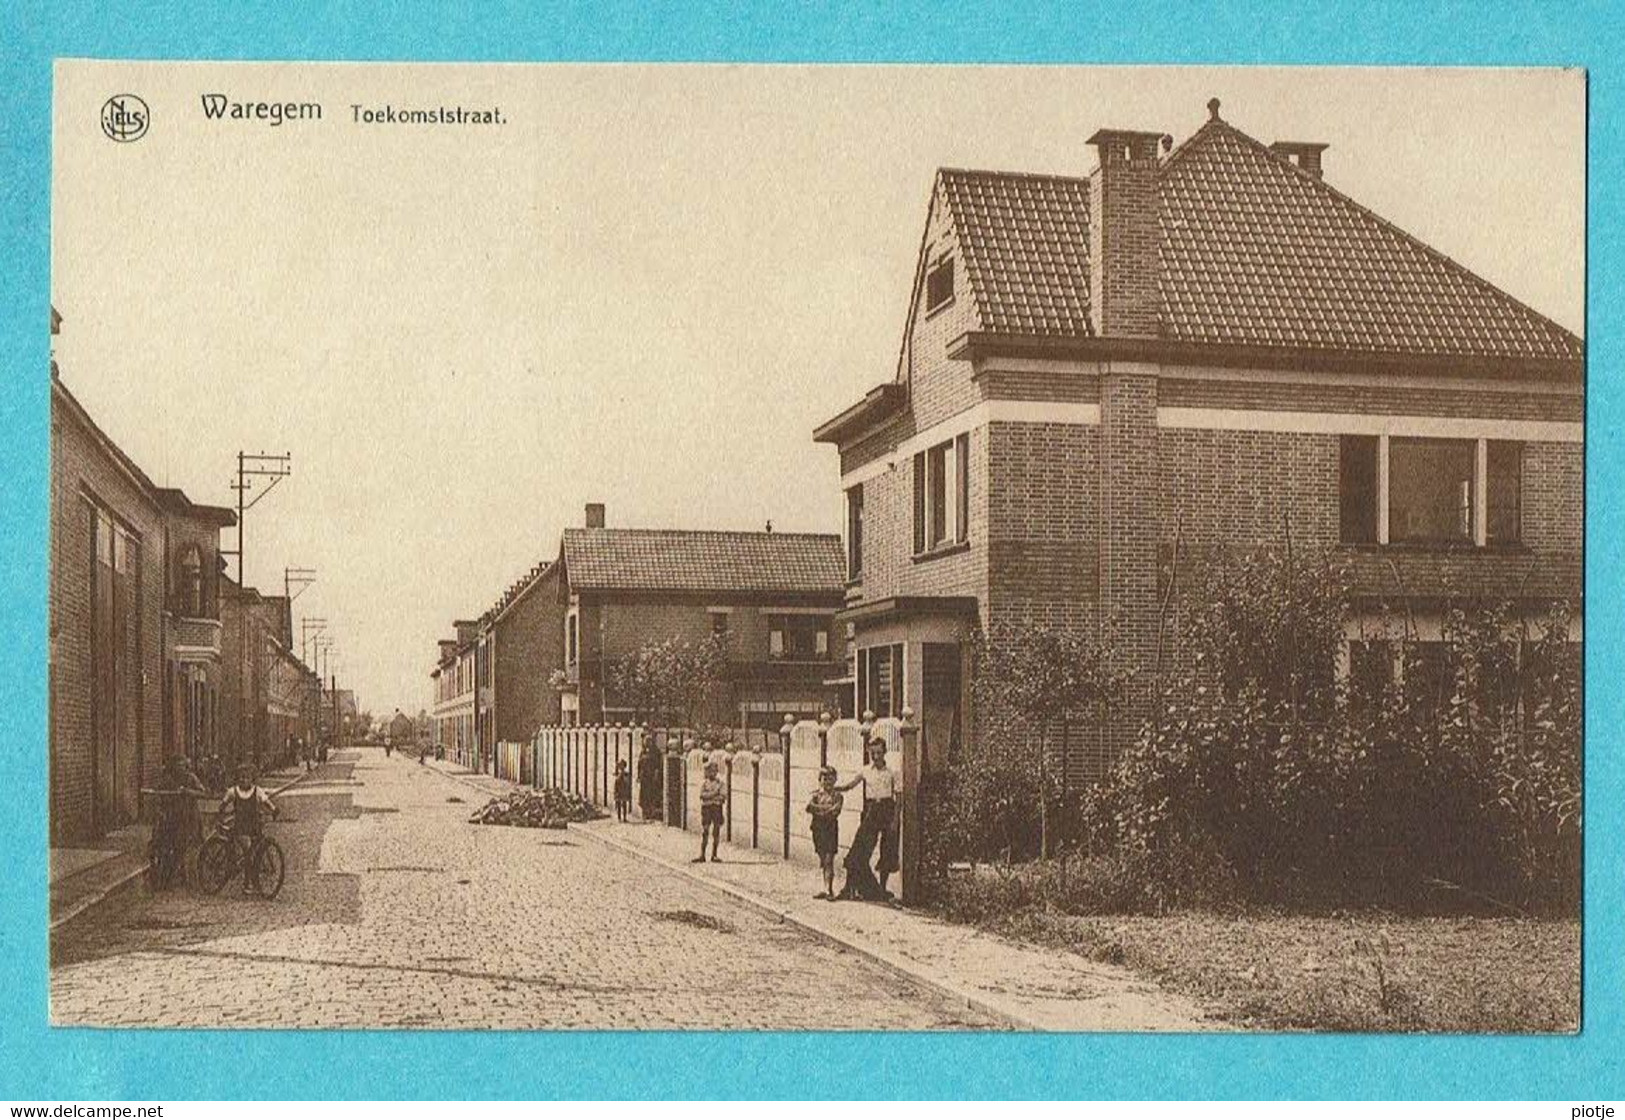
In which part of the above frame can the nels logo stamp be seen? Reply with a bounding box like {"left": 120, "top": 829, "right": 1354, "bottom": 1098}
{"left": 100, "top": 94, "right": 149, "bottom": 142}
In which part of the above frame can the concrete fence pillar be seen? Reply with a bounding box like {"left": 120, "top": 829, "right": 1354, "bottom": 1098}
{"left": 898, "top": 707, "right": 921, "bottom": 906}
{"left": 780, "top": 714, "right": 795, "bottom": 859}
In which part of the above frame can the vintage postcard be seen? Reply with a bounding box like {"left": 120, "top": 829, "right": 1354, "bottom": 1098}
{"left": 46, "top": 61, "right": 1583, "bottom": 1034}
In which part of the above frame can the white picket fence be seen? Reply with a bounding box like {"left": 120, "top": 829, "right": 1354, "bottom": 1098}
{"left": 499, "top": 717, "right": 912, "bottom": 892}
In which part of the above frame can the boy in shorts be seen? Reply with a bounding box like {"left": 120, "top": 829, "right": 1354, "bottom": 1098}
{"left": 806, "top": 765, "right": 843, "bottom": 900}
{"left": 694, "top": 760, "right": 725, "bottom": 863}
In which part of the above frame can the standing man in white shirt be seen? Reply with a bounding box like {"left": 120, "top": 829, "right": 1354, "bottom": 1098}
{"left": 835, "top": 736, "right": 902, "bottom": 901}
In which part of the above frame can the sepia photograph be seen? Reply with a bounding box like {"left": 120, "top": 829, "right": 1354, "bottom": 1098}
{"left": 44, "top": 62, "right": 1583, "bottom": 1036}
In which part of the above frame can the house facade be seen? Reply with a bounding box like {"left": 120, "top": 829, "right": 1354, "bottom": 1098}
{"left": 431, "top": 620, "right": 481, "bottom": 767}
{"left": 484, "top": 559, "right": 566, "bottom": 744}
{"left": 49, "top": 312, "right": 238, "bottom": 841}
{"left": 815, "top": 100, "right": 1583, "bottom": 780}
{"left": 220, "top": 577, "right": 321, "bottom": 769}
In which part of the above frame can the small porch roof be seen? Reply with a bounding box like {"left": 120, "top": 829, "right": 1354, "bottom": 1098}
{"left": 836, "top": 595, "right": 980, "bottom": 626}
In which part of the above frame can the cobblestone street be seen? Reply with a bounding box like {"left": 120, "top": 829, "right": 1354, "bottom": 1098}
{"left": 49, "top": 749, "right": 995, "bottom": 1029}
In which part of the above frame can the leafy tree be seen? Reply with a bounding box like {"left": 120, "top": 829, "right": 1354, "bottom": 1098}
{"left": 609, "top": 633, "right": 732, "bottom": 728}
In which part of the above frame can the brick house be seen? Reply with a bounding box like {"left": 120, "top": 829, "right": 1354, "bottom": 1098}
{"left": 434, "top": 504, "right": 849, "bottom": 747}
{"left": 50, "top": 312, "right": 237, "bottom": 842}
{"left": 431, "top": 620, "right": 481, "bottom": 766}
{"left": 814, "top": 99, "right": 1583, "bottom": 779}
{"left": 555, "top": 505, "right": 849, "bottom": 729}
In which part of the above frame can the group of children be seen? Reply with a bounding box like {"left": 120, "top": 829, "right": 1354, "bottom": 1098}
{"left": 148, "top": 757, "right": 282, "bottom": 895}
{"left": 610, "top": 736, "right": 900, "bottom": 903}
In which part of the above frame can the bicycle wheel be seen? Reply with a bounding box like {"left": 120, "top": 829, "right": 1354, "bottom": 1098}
{"left": 197, "top": 836, "right": 233, "bottom": 895}
{"left": 148, "top": 841, "right": 181, "bottom": 890}
{"left": 252, "top": 838, "right": 286, "bottom": 899}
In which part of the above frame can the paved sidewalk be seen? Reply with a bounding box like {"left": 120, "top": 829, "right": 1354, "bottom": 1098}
{"left": 50, "top": 760, "right": 315, "bottom": 931}
{"left": 435, "top": 760, "right": 1215, "bottom": 1032}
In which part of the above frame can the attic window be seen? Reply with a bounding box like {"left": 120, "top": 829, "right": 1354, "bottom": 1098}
{"left": 925, "top": 255, "right": 955, "bottom": 313}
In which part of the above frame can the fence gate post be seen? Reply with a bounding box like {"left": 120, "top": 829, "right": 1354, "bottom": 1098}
{"left": 751, "top": 755, "right": 760, "bottom": 849}
{"left": 724, "top": 754, "right": 733, "bottom": 843}
{"left": 899, "top": 707, "right": 921, "bottom": 906}
{"left": 780, "top": 715, "right": 795, "bottom": 859}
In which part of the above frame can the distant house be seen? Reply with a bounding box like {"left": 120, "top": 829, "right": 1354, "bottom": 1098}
{"left": 814, "top": 99, "right": 1583, "bottom": 779}
{"left": 431, "top": 620, "right": 481, "bottom": 767}
{"left": 219, "top": 576, "right": 321, "bottom": 769}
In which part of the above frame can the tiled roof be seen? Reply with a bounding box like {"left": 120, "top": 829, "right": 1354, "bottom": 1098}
{"left": 939, "top": 169, "right": 1091, "bottom": 337}
{"left": 1159, "top": 121, "right": 1581, "bottom": 360}
{"left": 562, "top": 528, "right": 845, "bottom": 595}
{"left": 935, "top": 117, "right": 1580, "bottom": 361}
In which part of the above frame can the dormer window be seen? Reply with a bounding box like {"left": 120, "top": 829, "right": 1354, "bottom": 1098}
{"left": 925, "top": 254, "right": 955, "bottom": 313}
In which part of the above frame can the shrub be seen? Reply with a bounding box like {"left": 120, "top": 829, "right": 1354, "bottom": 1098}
{"left": 1081, "top": 546, "right": 1581, "bottom": 915}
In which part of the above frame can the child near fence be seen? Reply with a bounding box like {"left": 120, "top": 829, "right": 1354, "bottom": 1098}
{"left": 613, "top": 759, "right": 631, "bottom": 822}
{"left": 694, "top": 760, "right": 725, "bottom": 863}
{"left": 806, "top": 765, "right": 844, "bottom": 900}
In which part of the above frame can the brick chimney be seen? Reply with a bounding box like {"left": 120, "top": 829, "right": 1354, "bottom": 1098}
{"left": 585, "top": 502, "right": 606, "bottom": 529}
{"left": 1086, "top": 127, "right": 1164, "bottom": 339}
{"left": 454, "top": 619, "right": 479, "bottom": 645}
{"left": 1086, "top": 123, "right": 1167, "bottom": 774}
{"left": 437, "top": 639, "right": 458, "bottom": 661}
{"left": 1269, "top": 141, "right": 1328, "bottom": 179}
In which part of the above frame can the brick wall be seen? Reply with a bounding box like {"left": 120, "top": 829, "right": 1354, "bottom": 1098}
{"left": 50, "top": 392, "right": 168, "bottom": 843}
{"left": 492, "top": 567, "right": 564, "bottom": 742}
{"left": 978, "top": 366, "right": 1101, "bottom": 403}
{"left": 984, "top": 420, "right": 1097, "bottom": 635}
{"left": 1156, "top": 427, "right": 1340, "bottom": 549}
{"left": 906, "top": 179, "right": 984, "bottom": 432}
{"left": 1522, "top": 441, "right": 1583, "bottom": 553}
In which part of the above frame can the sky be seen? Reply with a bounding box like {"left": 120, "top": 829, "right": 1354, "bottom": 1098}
{"left": 51, "top": 63, "right": 1585, "bottom": 716}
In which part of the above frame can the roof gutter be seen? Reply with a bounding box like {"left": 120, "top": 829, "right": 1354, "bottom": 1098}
{"left": 947, "top": 331, "right": 1584, "bottom": 384}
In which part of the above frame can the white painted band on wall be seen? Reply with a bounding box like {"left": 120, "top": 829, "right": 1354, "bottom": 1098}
{"left": 840, "top": 399, "right": 1101, "bottom": 486}
{"left": 1157, "top": 406, "right": 1583, "bottom": 443}
{"left": 1162, "top": 364, "right": 1584, "bottom": 397}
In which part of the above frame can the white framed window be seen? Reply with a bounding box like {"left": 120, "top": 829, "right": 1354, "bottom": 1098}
{"left": 912, "top": 432, "right": 970, "bottom": 554}
{"left": 1340, "top": 435, "right": 1522, "bottom": 547}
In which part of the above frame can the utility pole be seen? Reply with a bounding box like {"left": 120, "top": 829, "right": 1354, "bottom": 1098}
{"left": 221, "top": 450, "right": 292, "bottom": 760}
{"left": 221, "top": 451, "right": 293, "bottom": 587}
{"left": 285, "top": 565, "right": 316, "bottom": 604}
{"left": 301, "top": 616, "right": 328, "bottom": 665}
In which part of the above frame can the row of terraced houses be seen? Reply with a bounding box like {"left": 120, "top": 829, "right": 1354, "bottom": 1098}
{"left": 49, "top": 309, "right": 332, "bottom": 843}
{"left": 437, "top": 99, "right": 1582, "bottom": 787}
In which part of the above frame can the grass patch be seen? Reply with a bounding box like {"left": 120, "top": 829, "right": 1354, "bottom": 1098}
{"left": 976, "top": 905, "right": 1579, "bottom": 1032}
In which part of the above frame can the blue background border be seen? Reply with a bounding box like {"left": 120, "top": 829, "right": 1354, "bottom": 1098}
{"left": 2, "top": 0, "right": 1620, "bottom": 1101}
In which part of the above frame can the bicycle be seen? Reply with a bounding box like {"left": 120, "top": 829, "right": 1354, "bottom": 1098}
{"left": 196, "top": 819, "right": 287, "bottom": 899}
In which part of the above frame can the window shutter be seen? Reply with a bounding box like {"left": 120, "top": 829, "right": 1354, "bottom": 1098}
{"left": 955, "top": 432, "right": 970, "bottom": 542}
{"left": 912, "top": 451, "right": 926, "bottom": 554}
{"left": 1339, "top": 435, "right": 1379, "bottom": 544}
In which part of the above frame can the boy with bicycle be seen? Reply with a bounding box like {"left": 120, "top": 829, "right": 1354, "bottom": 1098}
{"left": 220, "top": 762, "right": 280, "bottom": 895}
